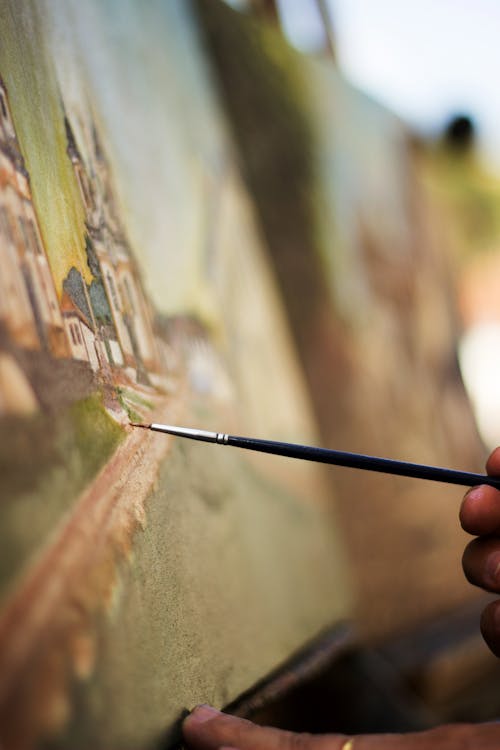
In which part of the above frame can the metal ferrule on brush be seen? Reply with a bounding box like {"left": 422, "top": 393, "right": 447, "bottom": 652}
{"left": 149, "top": 424, "right": 229, "bottom": 443}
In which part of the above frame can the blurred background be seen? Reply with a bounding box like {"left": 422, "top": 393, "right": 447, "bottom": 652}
{"left": 284, "top": 0, "right": 500, "bottom": 453}
{"left": 224, "top": 0, "right": 500, "bottom": 451}
{"left": 199, "top": 0, "right": 500, "bottom": 734}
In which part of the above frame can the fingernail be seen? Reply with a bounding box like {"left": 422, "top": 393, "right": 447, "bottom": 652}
{"left": 188, "top": 705, "right": 222, "bottom": 724}
{"left": 486, "top": 556, "right": 500, "bottom": 587}
{"left": 464, "top": 487, "right": 480, "bottom": 501}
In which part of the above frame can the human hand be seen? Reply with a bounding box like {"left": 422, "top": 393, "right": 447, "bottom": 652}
{"left": 182, "top": 705, "right": 500, "bottom": 749}
{"left": 461, "top": 446, "right": 500, "bottom": 656}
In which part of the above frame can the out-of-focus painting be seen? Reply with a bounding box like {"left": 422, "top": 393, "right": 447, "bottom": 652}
{"left": 0, "top": 1, "right": 350, "bottom": 747}
{"left": 197, "top": 0, "right": 488, "bottom": 641}
{"left": 197, "top": 0, "right": 500, "bottom": 721}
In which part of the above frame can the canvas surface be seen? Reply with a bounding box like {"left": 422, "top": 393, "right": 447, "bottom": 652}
{"left": 0, "top": 2, "right": 350, "bottom": 748}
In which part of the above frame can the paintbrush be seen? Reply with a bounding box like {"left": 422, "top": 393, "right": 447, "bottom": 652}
{"left": 130, "top": 422, "right": 500, "bottom": 490}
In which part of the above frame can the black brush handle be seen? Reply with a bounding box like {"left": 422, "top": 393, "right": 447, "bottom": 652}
{"left": 227, "top": 435, "right": 500, "bottom": 490}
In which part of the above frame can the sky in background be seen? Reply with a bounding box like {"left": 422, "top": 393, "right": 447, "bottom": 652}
{"left": 276, "top": 0, "right": 500, "bottom": 170}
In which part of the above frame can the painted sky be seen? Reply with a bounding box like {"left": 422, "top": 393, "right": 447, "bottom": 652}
{"left": 0, "top": 1, "right": 90, "bottom": 294}
{"left": 45, "top": 0, "right": 229, "bottom": 318}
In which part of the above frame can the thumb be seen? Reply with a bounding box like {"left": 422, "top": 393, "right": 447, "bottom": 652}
{"left": 182, "top": 705, "right": 348, "bottom": 750}
{"left": 486, "top": 446, "right": 500, "bottom": 476}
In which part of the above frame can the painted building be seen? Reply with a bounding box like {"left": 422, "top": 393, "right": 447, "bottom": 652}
{"left": 0, "top": 77, "right": 69, "bottom": 358}
{"left": 65, "top": 113, "right": 161, "bottom": 378}
{"left": 0, "top": 151, "right": 39, "bottom": 349}
{"left": 60, "top": 290, "right": 100, "bottom": 371}
{"left": 1, "top": 75, "right": 163, "bottom": 388}
{"left": 115, "top": 248, "right": 159, "bottom": 371}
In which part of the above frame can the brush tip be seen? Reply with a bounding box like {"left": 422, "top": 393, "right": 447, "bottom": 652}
{"left": 130, "top": 422, "right": 151, "bottom": 429}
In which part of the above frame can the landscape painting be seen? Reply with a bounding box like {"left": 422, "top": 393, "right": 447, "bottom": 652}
{"left": 0, "top": 2, "right": 350, "bottom": 748}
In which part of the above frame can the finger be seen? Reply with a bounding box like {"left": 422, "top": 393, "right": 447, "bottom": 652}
{"left": 462, "top": 537, "right": 500, "bottom": 592}
{"left": 486, "top": 447, "right": 500, "bottom": 476}
{"left": 460, "top": 484, "right": 500, "bottom": 536}
{"left": 182, "top": 705, "right": 348, "bottom": 750}
{"left": 480, "top": 599, "right": 500, "bottom": 657}
{"left": 183, "top": 710, "right": 500, "bottom": 749}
